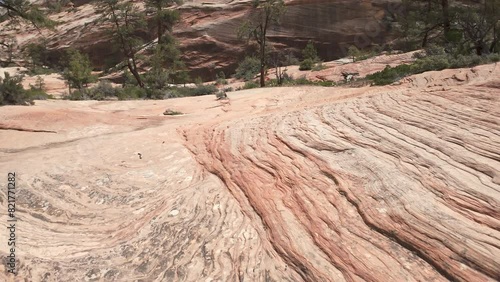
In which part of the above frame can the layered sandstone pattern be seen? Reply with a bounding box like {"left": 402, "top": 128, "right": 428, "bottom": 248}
{"left": 0, "top": 64, "right": 499, "bottom": 281}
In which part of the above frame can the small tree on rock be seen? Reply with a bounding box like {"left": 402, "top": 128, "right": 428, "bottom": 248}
{"left": 238, "top": 0, "right": 286, "bottom": 87}
{"left": 0, "top": 72, "right": 33, "bottom": 106}
{"left": 97, "top": 0, "right": 146, "bottom": 87}
{"left": 62, "top": 49, "right": 96, "bottom": 93}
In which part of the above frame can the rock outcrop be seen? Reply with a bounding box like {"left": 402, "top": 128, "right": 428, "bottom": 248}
{"left": 0, "top": 64, "right": 499, "bottom": 281}
{"left": 0, "top": 0, "right": 397, "bottom": 80}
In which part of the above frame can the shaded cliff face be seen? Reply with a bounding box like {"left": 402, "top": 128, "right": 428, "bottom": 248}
{"left": 0, "top": 0, "right": 397, "bottom": 80}
{"left": 177, "top": 0, "right": 396, "bottom": 79}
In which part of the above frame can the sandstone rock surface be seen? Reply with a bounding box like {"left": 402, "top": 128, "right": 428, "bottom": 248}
{"left": 0, "top": 64, "right": 499, "bottom": 281}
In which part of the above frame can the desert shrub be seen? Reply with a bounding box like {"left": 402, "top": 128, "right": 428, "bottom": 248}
{"left": 116, "top": 86, "right": 147, "bottom": 100}
{"left": 65, "top": 89, "right": 86, "bottom": 100}
{"left": 293, "top": 75, "right": 313, "bottom": 85}
{"left": 235, "top": 56, "right": 260, "bottom": 80}
{"left": 65, "top": 80, "right": 118, "bottom": 101}
{"left": 27, "top": 66, "right": 58, "bottom": 76}
{"left": 215, "top": 71, "right": 228, "bottom": 85}
{"left": 267, "top": 75, "right": 335, "bottom": 87}
{"left": 283, "top": 53, "right": 300, "bottom": 66}
{"left": 144, "top": 67, "right": 170, "bottom": 98}
{"left": 163, "top": 108, "right": 183, "bottom": 115}
{"left": 412, "top": 55, "right": 450, "bottom": 73}
{"left": 346, "top": 45, "right": 378, "bottom": 62}
{"left": 347, "top": 46, "right": 361, "bottom": 61}
{"left": 46, "top": 0, "right": 71, "bottom": 13}
{"left": 192, "top": 83, "right": 218, "bottom": 96}
{"left": 412, "top": 51, "right": 427, "bottom": 59}
{"left": 299, "top": 41, "right": 320, "bottom": 70}
{"left": 0, "top": 72, "right": 33, "bottom": 106}
{"left": 425, "top": 44, "right": 446, "bottom": 56}
{"left": 26, "top": 88, "right": 52, "bottom": 100}
{"left": 299, "top": 58, "right": 314, "bottom": 71}
{"left": 26, "top": 77, "right": 52, "bottom": 100}
{"left": 302, "top": 41, "right": 319, "bottom": 62}
{"left": 89, "top": 80, "right": 118, "bottom": 100}
{"left": 243, "top": 81, "right": 259, "bottom": 89}
{"left": 62, "top": 49, "right": 97, "bottom": 91}
{"left": 162, "top": 83, "right": 218, "bottom": 98}
{"left": 368, "top": 53, "right": 500, "bottom": 86}
{"left": 215, "top": 90, "right": 228, "bottom": 100}
{"left": 367, "top": 64, "right": 413, "bottom": 85}
{"left": 489, "top": 53, "right": 500, "bottom": 62}
{"left": 26, "top": 42, "right": 51, "bottom": 68}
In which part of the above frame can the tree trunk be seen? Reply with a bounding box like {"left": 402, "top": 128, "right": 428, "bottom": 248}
{"left": 260, "top": 38, "right": 266, "bottom": 87}
{"left": 128, "top": 60, "right": 144, "bottom": 88}
{"left": 157, "top": 17, "right": 163, "bottom": 44}
{"left": 476, "top": 42, "right": 483, "bottom": 55}
{"left": 491, "top": 23, "right": 499, "bottom": 53}
{"left": 260, "top": 64, "right": 265, "bottom": 87}
{"left": 442, "top": 0, "right": 450, "bottom": 39}
{"left": 422, "top": 30, "right": 429, "bottom": 48}
{"left": 422, "top": 0, "right": 432, "bottom": 47}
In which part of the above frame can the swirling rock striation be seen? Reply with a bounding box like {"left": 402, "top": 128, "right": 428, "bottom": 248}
{"left": 0, "top": 64, "right": 499, "bottom": 281}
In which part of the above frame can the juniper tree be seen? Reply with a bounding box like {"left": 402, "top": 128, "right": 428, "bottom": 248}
{"left": 238, "top": 0, "right": 286, "bottom": 87}
{"left": 97, "top": 0, "right": 146, "bottom": 87}
{"left": 145, "top": 0, "right": 181, "bottom": 45}
{"left": 62, "top": 49, "right": 96, "bottom": 93}
{"left": 145, "top": 0, "right": 187, "bottom": 86}
{"left": 0, "top": 0, "right": 54, "bottom": 28}
{"left": 397, "top": 0, "right": 500, "bottom": 54}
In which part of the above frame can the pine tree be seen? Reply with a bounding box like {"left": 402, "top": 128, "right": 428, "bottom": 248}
{"left": 0, "top": 0, "right": 55, "bottom": 28}
{"left": 238, "top": 0, "right": 286, "bottom": 87}
{"left": 97, "top": 0, "right": 147, "bottom": 87}
{"left": 62, "top": 49, "right": 96, "bottom": 92}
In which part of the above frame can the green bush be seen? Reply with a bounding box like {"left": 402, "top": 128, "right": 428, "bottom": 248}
{"left": 26, "top": 88, "right": 52, "bottom": 100}
{"left": 26, "top": 66, "right": 57, "bottom": 76}
{"left": 235, "top": 56, "right": 260, "bottom": 80}
{"left": 65, "top": 89, "right": 86, "bottom": 100}
{"left": 215, "top": 71, "right": 228, "bottom": 85}
{"left": 161, "top": 84, "right": 218, "bottom": 98}
{"left": 116, "top": 86, "right": 147, "bottom": 100}
{"left": 347, "top": 46, "right": 361, "bottom": 62}
{"left": 412, "top": 55, "right": 450, "bottom": 72}
{"left": 89, "top": 80, "right": 118, "bottom": 100}
{"left": 366, "top": 64, "right": 413, "bottom": 86}
{"left": 490, "top": 53, "right": 500, "bottom": 62}
{"left": 46, "top": 0, "right": 71, "bottom": 13}
{"left": 192, "top": 83, "right": 218, "bottom": 96}
{"left": 283, "top": 53, "right": 300, "bottom": 66}
{"left": 299, "top": 41, "right": 320, "bottom": 70}
{"left": 26, "top": 41, "right": 51, "bottom": 68}
{"left": 163, "top": 108, "right": 183, "bottom": 115}
{"left": 299, "top": 58, "right": 314, "bottom": 71}
{"left": 367, "top": 53, "right": 500, "bottom": 86}
{"left": 424, "top": 44, "right": 446, "bottom": 56}
{"left": 243, "top": 81, "right": 259, "bottom": 89}
{"left": 62, "top": 49, "right": 97, "bottom": 91}
{"left": 302, "top": 41, "right": 319, "bottom": 62}
{"left": 0, "top": 72, "right": 33, "bottom": 106}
